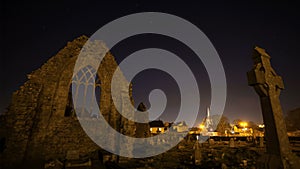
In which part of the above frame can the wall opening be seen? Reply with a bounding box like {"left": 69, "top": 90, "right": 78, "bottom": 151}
{"left": 64, "top": 90, "right": 74, "bottom": 117}
{"left": 64, "top": 65, "right": 101, "bottom": 118}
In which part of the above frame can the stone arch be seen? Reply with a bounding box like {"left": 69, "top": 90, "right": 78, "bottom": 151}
{"left": 64, "top": 65, "right": 102, "bottom": 118}
{"left": 0, "top": 36, "right": 136, "bottom": 169}
{"left": 50, "top": 54, "right": 111, "bottom": 119}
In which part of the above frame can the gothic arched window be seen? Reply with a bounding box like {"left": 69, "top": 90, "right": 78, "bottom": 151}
{"left": 64, "top": 65, "right": 101, "bottom": 117}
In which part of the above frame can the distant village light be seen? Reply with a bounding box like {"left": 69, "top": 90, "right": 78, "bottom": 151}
{"left": 199, "top": 124, "right": 205, "bottom": 129}
{"left": 240, "top": 122, "right": 248, "bottom": 128}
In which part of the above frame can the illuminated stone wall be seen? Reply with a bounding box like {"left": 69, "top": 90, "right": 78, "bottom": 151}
{"left": 0, "top": 36, "right": 136, "bottom": 168}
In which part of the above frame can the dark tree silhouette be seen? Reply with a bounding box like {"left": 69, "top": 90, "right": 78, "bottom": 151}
{"left": 285, "top": 108, "right": 300, "bottom": 131}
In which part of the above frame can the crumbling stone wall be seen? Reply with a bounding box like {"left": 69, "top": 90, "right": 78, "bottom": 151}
{"left": 0, "top": 36, "right": 136, "bottom": 169}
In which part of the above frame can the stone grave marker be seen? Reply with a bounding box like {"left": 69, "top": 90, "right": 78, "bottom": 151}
{"left": 229, "top": 138, "right": 235, "bottom": 148}
{"left": 66, "top": 150, "right": 79, "bottom": 160}
{"left": 208, "top": 138, "right": 215, "bottom": 146}
{"left": 247, "top": 46, "right": 300, "bottom": 169}
{"left": 259, "top": 137, "right": 264, "bottom": 148}
{"left": 193, "top": 141, "right": 202, "bottom": 165}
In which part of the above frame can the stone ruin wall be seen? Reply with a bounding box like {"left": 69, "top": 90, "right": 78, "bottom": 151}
{"left": 0, "top": 36, "right": 136, "bottom": 168}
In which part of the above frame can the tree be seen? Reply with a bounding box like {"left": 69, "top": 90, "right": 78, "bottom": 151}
{"left": 232, "top": 119, "right": 242, "bottom": 126}
{"left": 217, "top": 116, "right": 231, "bottom": 133}
{"left": 210, "top": 115, "right": 231, "bottom": 133}
{"left": 248, "top": 121, "right": 258, "bottom": 130}
{"left": 285, "top": 108, "right": 300, "bottom": 131}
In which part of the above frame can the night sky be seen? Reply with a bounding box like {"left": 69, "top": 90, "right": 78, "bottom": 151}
{"left": 1, "top": 1, "right": 300, "bottom": 125}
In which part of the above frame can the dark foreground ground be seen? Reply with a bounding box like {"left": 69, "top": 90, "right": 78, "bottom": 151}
{"left": 117, "top": 137, "right": 300, "bottom": 169}
{"left": 66, "top": 139, "right": 300, "bottom": 169}
{"left": 42, "top": 137, "right": 300, "bottom": 169}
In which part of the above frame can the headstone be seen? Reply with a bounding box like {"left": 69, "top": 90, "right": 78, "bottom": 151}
{"left": 242, "top": 160, "right": 248, "bottom": 167}
{"left": 221, "top": 163, "right": 228, "bottom": 169}
{"left": 193, "top": 141, "right": 202, "bottom": 165}
{"left": 66, "top": 150, "right": 79, "bottom": 160}
{"left": 135, "top": 102, "right": 150, "bottom": 138}
{"left": 229, "top": 138, "right": 235, "bottom": 148}
{"left": 259, "top": 137, "right": 264, "bottom": 148}
{"left": 44, "top": 159, "right": 63, "bottom": 169}
{"left": 178, "top": 145, "right": 185, "bottom": 150}
{"left": 65, "top": 150, "right": 92, "bottom": 169}
{"left": 208, "top": 138, "right": 215, "bottom": 146}
{"left": 253, "top": 135, "right": 257, "bottom": 144}
{"left": 187, "top": 135, "right": 192, "bottom": 144}
{"left": 247, "top": 46, "right": 300, "bottom": 169}
{"left": 103, "top": 155, "right": 111, "bottom": 163}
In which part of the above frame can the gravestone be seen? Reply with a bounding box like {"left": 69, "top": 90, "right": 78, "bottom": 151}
{"left": 135, "top": 102, "right": 150, "bottom": 138}
{"left": 193, "top": 141, "right": 202, "bottom": 165}
{"left": 259, "top": 137, "right": 264, "bottom": 148}
{"left": 65, "top": 150, "right": 92, "bottom": 169}
{"left": 208, "top": 138, "right": 215, "bottom": 146}
{"left": 229, "top": 138, "right": 235, "bottom": 148}
{"left": 247, "top": 46, "right": 300, "bottom": 169}
{"left": 66, "top": 150, "right": 79, "bottom": 160}
{"left": 44, "top": 159, "right": 63, "bottom": 169}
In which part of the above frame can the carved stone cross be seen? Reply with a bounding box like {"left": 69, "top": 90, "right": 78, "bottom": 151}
{"left": 247, "top": 46, "right": 300, "bottom": 169}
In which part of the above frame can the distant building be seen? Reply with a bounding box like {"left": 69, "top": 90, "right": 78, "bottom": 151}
{"left": 164, "top": 122, "right": 173, "bottom": 131}
{"left": 254, "top": 124, "right": 265, "bottom": 137}
{"left": 188, "top": 127, "right": 200, "bottom": 135}
{"left": 232, "top": 124, "right": 253, "bottom": 136}
{"left": 287, "top": 130, "right": 300, "bottom": 137}
{"left": 149, "top": 120, "right": 165, "bottom": 134}
{"left": 171, "top": 121, "right": 189, "bottom": 132}
{"left": 201, "top": 107, "right": 214, "bottom": 132}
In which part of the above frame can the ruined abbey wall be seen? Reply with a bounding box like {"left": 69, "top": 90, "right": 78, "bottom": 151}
{"left": 0, "top": 36, "right": 136, "bottom": 169}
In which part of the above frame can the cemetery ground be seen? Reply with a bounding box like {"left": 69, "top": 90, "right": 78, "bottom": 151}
{"left": 86, "top": 136, "right": 300, "bottom": 169}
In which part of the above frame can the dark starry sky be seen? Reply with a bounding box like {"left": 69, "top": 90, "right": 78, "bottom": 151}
{"left": 1, "top": 1, "right": 299, "bottom": 125}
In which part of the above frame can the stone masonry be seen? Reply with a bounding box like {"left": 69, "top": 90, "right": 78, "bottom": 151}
{"left": 247, "top": 46, "right": 300, "bottom": 169}
{"left": 0, "top": 36, "right": 136, "bottom": 169}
